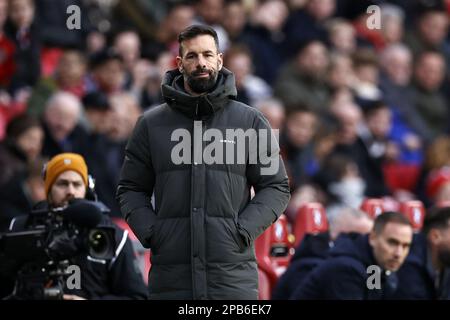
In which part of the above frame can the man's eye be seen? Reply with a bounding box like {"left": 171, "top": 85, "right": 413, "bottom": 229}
{"left": 387, "top": 239, "right": 397, "bottom": 246}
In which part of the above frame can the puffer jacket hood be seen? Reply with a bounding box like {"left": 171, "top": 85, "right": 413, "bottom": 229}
{"left": 161, "top": 68, "right": 237, "bottom": 119}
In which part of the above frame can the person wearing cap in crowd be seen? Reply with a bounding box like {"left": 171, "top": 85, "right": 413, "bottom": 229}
{"left": 81, "top": 91, "right": 112, "bottom": 136}
{"left": 290, "top": 212, "right": 413, "bottom": 300}
{"left": 4, "top": 153, "right": 148, "bottom": 300}
{"left": 395, "top": 206, "right": 450, "bottom": 299}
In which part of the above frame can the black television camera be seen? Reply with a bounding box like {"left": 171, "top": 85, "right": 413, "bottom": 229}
{"left": 0, "top": 199, "right": 116, "bottom": 300}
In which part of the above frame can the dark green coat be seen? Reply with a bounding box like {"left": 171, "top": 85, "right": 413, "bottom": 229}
{"left": 116, "top": 68, "right": 290, "bottom": 299}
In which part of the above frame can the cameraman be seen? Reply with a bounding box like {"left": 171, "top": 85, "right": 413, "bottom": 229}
{"left": 6, "top": 153, "right": 148, "bottom": 300}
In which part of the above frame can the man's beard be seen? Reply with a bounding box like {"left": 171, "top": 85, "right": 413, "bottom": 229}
{"left": 438, "top": 246, "right": 450, "bottom": 267}
{"left": 185, "top": 67, "right": 219, "bottom": 94}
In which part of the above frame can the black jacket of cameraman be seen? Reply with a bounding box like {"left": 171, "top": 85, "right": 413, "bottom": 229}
{"left": 7, "top": 201, "right": 149, "bottom": 300}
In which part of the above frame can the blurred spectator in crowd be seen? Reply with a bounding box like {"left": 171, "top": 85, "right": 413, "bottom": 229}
{"left": 275, "top": 39, "right": 330, "bottom": 115}
{"left": 222, "top": 0, "right": 248, "bottom": 43}
{"left": 281, "top": 106, "right": 318, "bottom": 190}
{"left": 415, "top": 136, "right": 450, "bottom": 206}
{"left": 113, "top": 30, "right": 141, "bottom": 84}
{"left": 284, "top": 183, "right": 325, "bottom": 223}
{"left": 351, "top": 48, "right": 380, "bottom": 101}
{"left": 27, "top": 49, "right": 88, "bottom": 117}
{"left": 0, "top": 114, "right": 44, "bottom": 231}
{"left": 327, "top": 52, "right": 355, "bottom": 91}
{"left": 424, "top": 137, "right": 450, "bottom": 178}
{"left": 194, "top": 0, "right": 229, "bottom": 52}
{"left": 255, "top": 98, "right": 285, "bottom": 131}
{"left": 379, "top": 44, "right": 425, "bottom": 163}
{"left": 411, "top": 50, "right": 448, "bottom": 139}
{"left": 86, "top": 29, "right": 106, "bottom": 55}
{"left": 107, "top": 92, "right": 141, "bottom": 143}
{"left": 244, "top": 0, "right": 289, "bottom": 84}
{"left": 81, "top": 91, "right": 111, "bottom": 136}
{"left": 326, "top": 18, "right": 356, "bottom": 55}
{"left": 359, "top": 100, "right": 399, "bottom": 164}
{"left": 6, "top": 0, "right": 40, "bottom": 92}
{"left": 331, "top": 100, "right": 390, "bottom": 197}
{"left": 284, "top": 0, "right": 336, "bottom": 56}
{"left": 404, "top": 1, "right": 450, "bottom": 67}
{"left": 88, "top": 48, "right": 126, "bottom": 95}
{"left": 380, "top": 3, "right": 405, "bottom": 47}
{"left": 315, "top": 154, "right": 366, "bottom": 209}
{"left": 0, "top": 0, "right": 16, "bottom": 89}
{"left": 153, "top": 2, "right": 195, "bottom": 57}
{"left": 224, "top": 45, "right": 272, "bottom": 105}
{"left": 41, "top": 91, "right": 88, "bottom": 157}
{"left": 136, "top": 51, "right": 173, "bottom": 109}
{"left": 396, "top": 206, "right": 450, "bottom": 299}
{"left": 86, "top": 93, "right": 141, "bottom": 216}
{"left": 327, "top": 206, "right": 374, "bottom": 240}
{"left": 330, "top": 100, "right": 362, "bottom": 147}
{"left": 273, "top": 206, "right": 373, "bottom": 300}
{"left": 291, "top": 212, "right": 413, "bottom": 299}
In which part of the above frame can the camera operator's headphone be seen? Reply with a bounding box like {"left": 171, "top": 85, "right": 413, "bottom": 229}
{"left": 41, "top": 164, "right": 98, "bottom": 201}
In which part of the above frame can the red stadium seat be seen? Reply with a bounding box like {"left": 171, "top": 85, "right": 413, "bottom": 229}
{"left": 360, "top": 198, "right": 385, "bottom": 219}
{"left": 255, "top": 214, "right": 294, "bottom": 296}
{"left": 293, "top": 203, "right": 328, "bottom": 247}
{"left": 399, "top": 200, "right": 425, "bottom": 232}
{"left": 383, "top": 163, "right": 420, "bottom": 192}
{"left": 112, "top": 217, "right": 151, "bottom": 284}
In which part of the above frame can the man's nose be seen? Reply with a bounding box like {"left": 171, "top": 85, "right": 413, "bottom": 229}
{"left": 197, "top": 55, "right": 207, "bottom": 68}
{"left": 66, "top": 184, "right": 76, "bottom": 196}
{"left": 394, "top": 246, "right": 403, "bottom": 258}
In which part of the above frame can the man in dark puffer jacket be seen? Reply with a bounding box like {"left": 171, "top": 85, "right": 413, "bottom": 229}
{"left": 290, "top": 212, "right": 413, "bottom": 300}
{"left": 116, "top": 25, "right": 291, "bottom": 300}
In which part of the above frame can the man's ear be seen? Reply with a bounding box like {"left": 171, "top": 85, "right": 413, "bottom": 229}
{"left": 218, "top": 52, "right": 223, "bottom": 70}
{"left": 429, "top": 229, "right": 441, "bottom": 246}
{"left": 176, "top": 56, "right": 183, "bottom": 73}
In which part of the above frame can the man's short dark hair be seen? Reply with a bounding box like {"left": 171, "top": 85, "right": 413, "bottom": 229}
{"left": 373, "top": 212, "right": 412, "bottom": 234}
{"left": 423, "top": 207, "right": 450, "bottom": 235}
{"left": 178, "top": 24, "right": 219, "bottom": 56}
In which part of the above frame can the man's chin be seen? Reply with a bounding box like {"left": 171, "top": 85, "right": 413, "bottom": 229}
{"left": 189, "top": 80, "right": 215, "bottom": 94}
{"left": 385, "top": 262, "right": 401, "bottom": 272}
{"left": 52, "top": 201, "right": 70, "bottom": 209}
